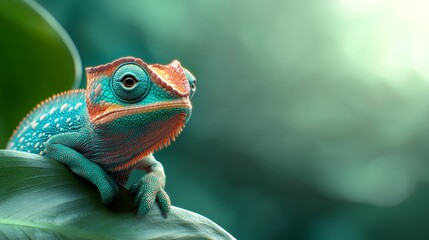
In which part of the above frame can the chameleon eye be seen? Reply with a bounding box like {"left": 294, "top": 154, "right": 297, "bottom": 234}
{"left": 112, "top": 63, "right": 151, "bottom": 102}
{"left": 121, "top": 75, "right": 137, "bottom": 88}
{"left": 183, "top": 68, "right": 196, "bottom": 99}
{"left": 190, "top": 80, "right": 196, "bottom": 91}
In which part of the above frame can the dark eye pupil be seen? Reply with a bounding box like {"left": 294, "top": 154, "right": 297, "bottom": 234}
{"left": 122, "top": 75, "right": 137, "bottom": 88}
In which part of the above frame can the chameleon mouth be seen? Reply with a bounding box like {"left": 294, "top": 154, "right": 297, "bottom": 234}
{"left": 91, "top": 99, "right": 191, "bottom": 125}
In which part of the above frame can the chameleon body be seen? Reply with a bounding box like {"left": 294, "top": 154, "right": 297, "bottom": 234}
{"left": 6, "top": 56, "right": 196, "bottom": 216}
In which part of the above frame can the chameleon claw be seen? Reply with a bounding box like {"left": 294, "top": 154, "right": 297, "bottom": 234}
{"left": 93, "top": 170, "right": 119, "bottom": 205}
{"left": 157, "top": 188, "right": 171, "bottom": 216}
{"left": 130, "top": 173, "right": 171, "bottom": 217}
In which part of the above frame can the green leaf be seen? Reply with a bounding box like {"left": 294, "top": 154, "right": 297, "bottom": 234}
{"left": 0, "top": 0, "right": 81, "bottom": 146}
{"left": 0, "top": 150, "right": 234, "bottom": 240}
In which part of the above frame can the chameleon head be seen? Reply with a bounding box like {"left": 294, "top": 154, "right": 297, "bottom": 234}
{"left": 85, "top": 57, "right": 196, "bottom": 152}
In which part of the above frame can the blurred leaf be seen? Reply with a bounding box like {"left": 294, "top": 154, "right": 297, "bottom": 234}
{"left": 0, "top": 0, "right": 81, "bottom": 147}
{"left": 0, "top": 150, "right": 234, "bottom": 239}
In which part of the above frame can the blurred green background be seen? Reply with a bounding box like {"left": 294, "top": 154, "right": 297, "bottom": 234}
{"left": 3, "top": 0, "right": 429, "bottom": 239}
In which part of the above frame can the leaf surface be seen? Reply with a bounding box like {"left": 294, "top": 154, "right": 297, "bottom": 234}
{"left": 0, "top": 150, "right": 234, "bottom": 240}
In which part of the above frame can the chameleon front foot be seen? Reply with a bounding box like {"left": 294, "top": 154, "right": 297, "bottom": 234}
{"left": 89, "top": 169, "right": 120, "bottom": 205}
{"left": 44, "top": 134, "right": 120, "bottom": 205}
{"left": 129, "top": 172, "right": 171, "bottom": 217}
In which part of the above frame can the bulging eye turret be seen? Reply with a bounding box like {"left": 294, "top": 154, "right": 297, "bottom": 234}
{"left": 184, "top": 68, "right": 196, "bottom": 99}
{"left": 112, "top": 63, "right": 151, "bottom": 102}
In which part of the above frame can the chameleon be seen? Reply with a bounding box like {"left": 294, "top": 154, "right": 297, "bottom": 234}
{"left": 6, "top": 56, "right": 196, "bottom": 217}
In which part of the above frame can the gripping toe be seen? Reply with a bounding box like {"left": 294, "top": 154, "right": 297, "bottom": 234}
{"left": 131, "top": 173, "right": 171, "bottom": 217}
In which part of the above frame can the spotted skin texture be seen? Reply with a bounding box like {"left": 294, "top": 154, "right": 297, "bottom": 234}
{"left": 7, "top": 57, "right": 196, "bottom": 217}
{"left": 7, "top": 91, "right": 86, "bottom": 154}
